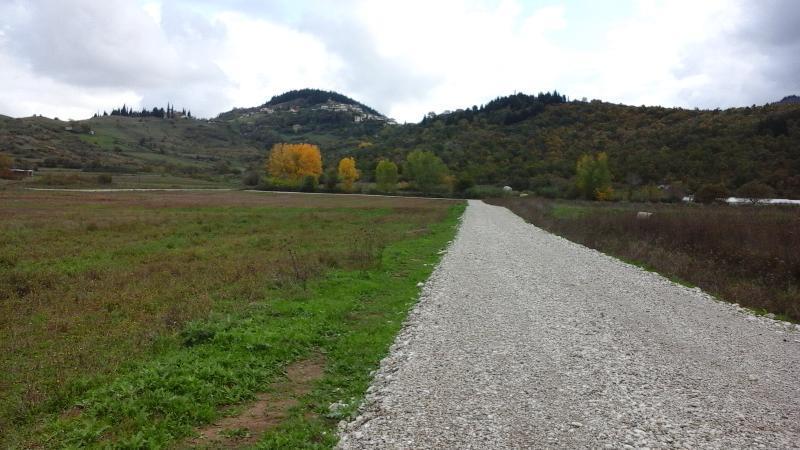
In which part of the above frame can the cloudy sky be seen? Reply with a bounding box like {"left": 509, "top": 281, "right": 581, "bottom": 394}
{"left": 0, "top": 0, "right": 798, "bottom": 122}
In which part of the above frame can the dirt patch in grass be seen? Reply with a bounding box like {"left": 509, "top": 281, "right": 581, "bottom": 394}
{"left": 186, "top": 355, "right": 326, "bottom": 448}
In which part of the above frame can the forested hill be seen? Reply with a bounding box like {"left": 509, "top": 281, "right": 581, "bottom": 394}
{"left": 352, "top": 96, "right": 800, "bottom": 198}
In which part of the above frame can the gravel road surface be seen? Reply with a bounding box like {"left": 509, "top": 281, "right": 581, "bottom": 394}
{"left": 338, "top": 200, "right": 800, "bottom": 449}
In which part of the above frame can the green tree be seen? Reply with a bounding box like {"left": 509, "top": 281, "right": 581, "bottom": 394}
{"left": 405, "top": 150, "right": 448, "bottom": 193}
{"left": 454, "top": 173, "right": 475, "bottom": 194}
{"left": 375, "top": 160, "right": 398, "bottom": 192}
{"left": 300, "top": 175, "right": 318, "bottom": 192}
{"left": 736, "top": 181, "right": 774, "bottom": 204}
{"left": 323, "top": 168, "right": 339, "bottom": 191}
{"left": 694, "top": 183, "right": 729, "bottom": 204}
{"left": 575, "top": 152, "right": 613, "bottom": 200}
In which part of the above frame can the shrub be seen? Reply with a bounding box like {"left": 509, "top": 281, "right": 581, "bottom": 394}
{"left": 300, "top": 175, "right": 318, "bottom": 192}
{"left": 96, "top": 174, "right": 113, "bottom": 185}
{"left": 631, "top": 184, "right": 663, "bottom": 202}
{"left": 322, "top": 168, "right": 339, "bottom": 191}
{"left": 242, "top": 171, "right": 261, "bottom": 186}
{"left": 0, "top": 154, "right": 13, "bottom": 179}
{"left": 453, "top": 174, "right": 475, "bottom": 194}
{"left": 464, "top": 185, "right": 508, "bottom": 199}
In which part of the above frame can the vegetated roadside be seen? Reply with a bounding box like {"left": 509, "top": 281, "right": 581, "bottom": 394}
{"left": 0, "top": 190, "right": 463, "bottom": 448}
{"left": 487, "top": 197, "right": 800, "bottom": 322}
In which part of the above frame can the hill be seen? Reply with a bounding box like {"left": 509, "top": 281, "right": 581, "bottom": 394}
{"left": 778, "top": 95, "right": 800, "bottom": 104}
{"left": 352, "top": 96, "right": 800, "bottom": 198}
{"left": 2, "top": 89, "right": 800, "bottom": 198}
{"left": 0, "top": 114, "right": 261, "bottom": 177}
{"left": 217, "top": 89, "right": 394, "bottom": 161}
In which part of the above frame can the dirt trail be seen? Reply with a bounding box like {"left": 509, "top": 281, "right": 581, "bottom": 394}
{"left": 338, "top": 200, "right": 800, "bottom": 449}
{"left": 186, "top": 356, "right": 325, "bottom": 448}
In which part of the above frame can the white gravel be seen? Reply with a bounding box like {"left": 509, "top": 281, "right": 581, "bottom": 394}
{"left": 337, "top": 200, "right": 800, "bottom": 449}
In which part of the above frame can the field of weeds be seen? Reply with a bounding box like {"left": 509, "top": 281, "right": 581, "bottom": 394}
{"left": 0, "top": 190, "right": 463, "bottom": 447}
{"left": 489, "top": 197, "right": 800, "bottom": 322}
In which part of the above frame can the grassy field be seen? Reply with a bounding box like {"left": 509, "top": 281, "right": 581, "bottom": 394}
{"left": 0, "top": 190, "right": 463, "bottom": 448}
{"left": 0, "top": 168, "right": 239, "bottom": 190}
{"left": 489, "top": 197, "right": 800, "bottom": 322}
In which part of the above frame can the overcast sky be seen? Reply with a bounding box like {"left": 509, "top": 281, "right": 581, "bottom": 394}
{"left": 0, "top": 0, "right": 798, "bottom": 122}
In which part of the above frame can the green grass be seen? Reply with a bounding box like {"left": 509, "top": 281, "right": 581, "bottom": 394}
{"left": 6, "top": 168, "right": 238, "bottom": 189}
{"left": 79, "top": 134, "right": 118, "bottom": 150}
{"left": 0, "top": 191, "right": 463, "bottom": 448}
{"left": 549, "top": 203, "right": 589, "bottom": 219}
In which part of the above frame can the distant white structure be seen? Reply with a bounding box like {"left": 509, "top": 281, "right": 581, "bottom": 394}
{"left": 636, "top": 211, "right": 653, "bottom": 219}
{"left": 10, "top": 169, "right": 34, "bottom": 177}
{"left": 503, "top": 186, "right": 512, "bottom": 192}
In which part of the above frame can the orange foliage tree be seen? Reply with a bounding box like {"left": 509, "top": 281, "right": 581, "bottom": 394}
{"left": 266, "top": 143, "right": 322, "bottom": 182}
{"left": 337, "top": 157, "right": 359, "bottom": 191}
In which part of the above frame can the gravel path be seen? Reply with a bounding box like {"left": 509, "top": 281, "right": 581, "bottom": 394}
{"left": 338, "top": 200, "right": 800, "bottom": 449}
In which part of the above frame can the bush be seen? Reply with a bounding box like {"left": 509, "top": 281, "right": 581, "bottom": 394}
{"left": 242, "top": 171, "right": 261, "bottom": 186}
{"left": 464, "top": 185, "right": 509, "bottom": 199}
{"left": 631, "top": 184, "right": 663, "bottom": 203}
{"left": 453, "top": 174, "right": 475, "bottom": 193}
{"left": 96, "top": 174, "right": 113, "bottom": 185}
{"left": 322, "top": 168, "right": 339, "bottom": 191}
{"left": 536, "top": 185, "right": 561, "bottom": 199}
{"left": 300, "top": 175, "right": 318, "bottom": 192}
{"left": 694, "top": 183, "right": 729, "bottom": 204}
{"left": 259, "top": 177, "right": 300, "bottom": 191}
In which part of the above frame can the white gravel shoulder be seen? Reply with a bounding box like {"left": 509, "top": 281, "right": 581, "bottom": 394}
{"left": 337, "top": 200, "right": 800, "bottom": 449}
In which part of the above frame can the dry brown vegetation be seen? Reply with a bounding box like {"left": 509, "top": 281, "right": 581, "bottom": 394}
{"left": 489, "top": 197, "right": 800, "bottom": 321}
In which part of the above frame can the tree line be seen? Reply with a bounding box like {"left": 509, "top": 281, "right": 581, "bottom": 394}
{"left": 93, "top": 104, "right": 192, "bottom": 119}
{"left": 263, "top": 143, "right": 450, "bottom": 195}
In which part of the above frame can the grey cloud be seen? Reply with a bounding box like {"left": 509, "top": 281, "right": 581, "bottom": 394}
{"left": 300, "top": 12, "right": 440, "bottom": 117}
{"left": 674, "top": 0, "right": 800, "bottom": 107}
{"left": 7, "top": 0, "right": 175, "bottom": 88}
{"left": 736, "top": 1, "right": 800, "bottom": 92}
{"left": 1, "top": 0, "right": 234, "bottom": 118}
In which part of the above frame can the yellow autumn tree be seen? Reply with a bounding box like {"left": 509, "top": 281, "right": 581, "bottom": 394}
{"left": 266, "top": 143, "right": 322, "bottom": 182}
{"left": 338, "top": 157, "right": 359, "bottom": 191}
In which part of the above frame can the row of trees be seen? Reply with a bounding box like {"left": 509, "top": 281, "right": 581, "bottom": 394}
{"left": 93, "top": 104, "right": 192, "bottom": 119}
{"left": 264, "top": 143, "right": 449, "bottom": 193}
